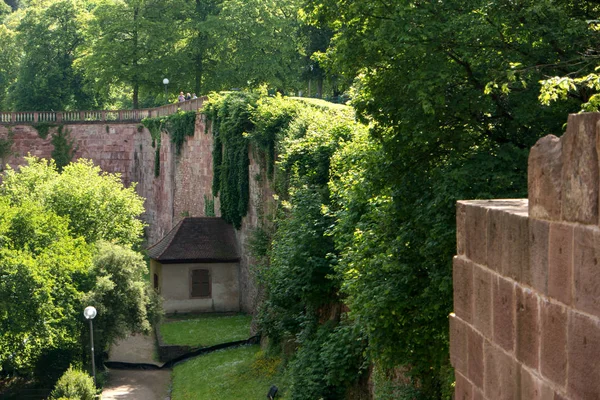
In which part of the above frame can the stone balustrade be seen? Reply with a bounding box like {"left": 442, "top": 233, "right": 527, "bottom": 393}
{"left": 0, "top": 97, "right": 206, "bottom": 125}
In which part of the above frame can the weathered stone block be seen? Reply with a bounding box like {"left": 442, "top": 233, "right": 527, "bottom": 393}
{"left": 467, "top": 325, "right": 484, "bottom": 389}
{"left": 528, "top": 134, "right": 562, "bottom": 220}
{"left": 527, "top": 218, "right": 549, "bottom": 294}
{"left": 487, "top": 208, "right": 504, "bottom": 273}
{"left": 457, "top": 202, "right": 467, "bottom": 256}
{"left": 454, "top": 256, "right": 473, "bottom": 323}
{"left": 520, "top": 366, "right": 554, "bottom": 400}
{"left": 484, "top": 341, "right": 519, "bottom": 400}
{"left": 473, "top": 388, "right": 485, "bottom": 400}
{"left": 455, "top": 372, "right": 473, "bottom": 400}
{"left": 466, "top": 204, "right": 488, "bottom": 266}
{"left": 568, "top": 311, "right": 600, "bottom": 399}
{"left": 540, "top": 299, "right": 567, "bottom": 387}
{"left": 503, "top": 211, "right": 529, "bottom": 282}
{"left": 493, "top": 276, "right": 515, "bottom": 352}
{"left": 473, "top": 264, "right": 493, "bottom": 338}
{"left": 449, "top": 313, "right": 467, "bottom": 373}
{"left": 548, "top": 222, "right": 574, "bottom": 305}
{"left": 573, "top": 224, "right": 600, "bottom": 318}
{"left": 561, "top": 113, "right": 600, "bottom": 224}
{"left": 516, "top": 285, "right": 539, "bottom": 369}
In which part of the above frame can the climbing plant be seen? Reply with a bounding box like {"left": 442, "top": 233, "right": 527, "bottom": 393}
{"left": 203, "top": 92, "right": 257, "bottom": 228}
{"left": 0, "top": 128, "right": 13, "bottom": 163}
{"left": 32, "top": 122, "right": 56, "bottom": 139}
{"left": 142, "top": 110, "right": 197, "bottom": 177}
{"left": 51, "top": 126, "right": 76, "bottom": 172}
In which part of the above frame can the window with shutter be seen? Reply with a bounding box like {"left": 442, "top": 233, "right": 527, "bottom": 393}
{"left": 191, "top": 269, "right": 211, "bottom": 298}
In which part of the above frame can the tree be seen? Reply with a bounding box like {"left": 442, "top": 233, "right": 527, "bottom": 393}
{"left": 7, "top": 0, "right": 96, "bottom": 111}
{"left": 2, "top": 157, "right": 145, "bottom": 246}
{"left": 303, "top": 0, "right": 599, "bottom": 395}
{"left": 172, "top": 0, "right": 222, "bottom": 96}
{"left": 0, "top": 22, "right": 19, "bottom": 109}
{"left": 215, "top": 0, "right": 303, "bottom": 92}
{"left": 83, "top": 242, "right": 161, "bottom": 357}
{"left": 0, "top": 199, "right": 93, "bottom": 374}
{"left": 0, "top": 157, "right": 153, "bottom": 379}
{"left": 82, "top": 0, "right": 182, "bottom": 109}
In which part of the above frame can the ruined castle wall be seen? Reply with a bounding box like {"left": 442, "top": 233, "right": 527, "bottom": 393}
{"left": 452, "top": 113, "right": 600, "bottom": 400}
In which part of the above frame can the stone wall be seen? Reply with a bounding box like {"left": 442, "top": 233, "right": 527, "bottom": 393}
{"left": 0, "top": 108, "right": 266, "bottom": 314}
{"left": 452, "top": 113, "right": 600, "bottom": 400}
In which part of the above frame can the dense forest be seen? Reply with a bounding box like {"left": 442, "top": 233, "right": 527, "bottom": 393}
{"left": 2, "top": 0, "right": 600, "bottom": 399}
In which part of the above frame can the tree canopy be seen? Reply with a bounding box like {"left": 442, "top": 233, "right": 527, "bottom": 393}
{"left": 0, "top": 157, "right": 157, "bottom": 384}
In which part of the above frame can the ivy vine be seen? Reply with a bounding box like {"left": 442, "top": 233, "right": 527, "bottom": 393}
{"left": 142, "top": 110, "right": 197, "bottom": 178}
{"left": 32, "top": 122, "right": 56, "bottom": 139}
{"left": 0, "top": 128, "right": 14, "bottom": 164}
{"left": 51, "top": 126, "right": 76, "bottom": 172}
{"left": 203, "top": 92, "right": 257, "bottom": 228}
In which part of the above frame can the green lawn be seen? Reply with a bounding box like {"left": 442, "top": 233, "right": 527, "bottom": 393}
{"left": 171, "top": 345, "right": 286, "bottom": 400}
{"left": 159, "top": 314, "right": 252, "bottom": 347}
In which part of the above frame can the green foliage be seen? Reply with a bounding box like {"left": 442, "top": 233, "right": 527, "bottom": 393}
{"left": 0, "top": 199, "right": 92, "bottom": 373}
{"left": 297, "top": 0, "right": 600, "bottom": 396}
{"left": 1, "top": 157, "right": 146, "bottom": 246}
{"left": 0, "top": 157, "right": 153, "bottom": 378}
{"left": 203, "top": 92, "right": 256, "bottom": 227}
{"left": 206, "top": 92, "right": 368, "bottom": 396}
{"left": 142, "top": 110, "right": 196, "bottom": 177}
{"left": 203, "top": 194, "right": 215, "bottom": 217}
{"left": 0, "top": 130, "right": 13, "bottom": 161}
{"left": 32, "top": 122, "right": 56, "bottom": 139}
{"left": 288, "top": 322, "right": 366, "bottom": 400}
{"left": 8, "top": 0, "right": 97, "bottom": 111}
{"left": 49, "top": 366, "right": 95, "bottom": 400}
{"left": 82, "top": 242, "right": 162, "bottom": 355}
{"left": 51, "top": 126, "right": 76, "bottom": 172}
{"left": 166, "top": 110, "right": 197, "bottom": 155}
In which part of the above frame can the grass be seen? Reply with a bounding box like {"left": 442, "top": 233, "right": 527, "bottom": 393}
{"left": 159, "top": 314, "right": 252, "bottom": 347}
{"left": 171, "top": 345, "right": 287, "bottom": 400}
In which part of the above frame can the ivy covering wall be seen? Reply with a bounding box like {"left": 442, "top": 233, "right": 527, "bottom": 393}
{"left": 141, "top": 110, "right": 196, "bottom": 177}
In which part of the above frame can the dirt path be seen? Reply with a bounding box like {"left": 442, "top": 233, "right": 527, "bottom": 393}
{"left": 102, "top": 334, "right": 171, "bottom": 400}
{"left": 102, "top": 369, "right": 171, "bottom": 400}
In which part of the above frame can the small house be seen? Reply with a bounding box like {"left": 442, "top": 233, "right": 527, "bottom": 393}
{"left": 148, "top": 217, "right": 240, "bottom": 314}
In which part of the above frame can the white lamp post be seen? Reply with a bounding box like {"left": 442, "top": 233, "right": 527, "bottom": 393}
{"left": 163, "top": 78, "right": 169, "bottom": 101}
{"left": 83, "top": 306, "right": 97, "bottom": 386}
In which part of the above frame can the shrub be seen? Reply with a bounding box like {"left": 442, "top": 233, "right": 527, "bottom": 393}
{"left": 50, "top": 366, "right": 95, "bottom": 400}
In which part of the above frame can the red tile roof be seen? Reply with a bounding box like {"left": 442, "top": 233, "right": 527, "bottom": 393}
{"left": 147, "top": 217, "right": 240, "bottom": 263}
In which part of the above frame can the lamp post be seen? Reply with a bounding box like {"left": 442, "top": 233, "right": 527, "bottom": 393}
{"left": 163, "top": 78, "right": 169, "bottom": 102}
{"left": 83, "top": 306, "right": 97, "bottom": 386}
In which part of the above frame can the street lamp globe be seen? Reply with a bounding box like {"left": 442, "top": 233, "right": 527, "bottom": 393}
{"left": 163, "top": 78, "right": 169, "bottom": 85}
{"left": 83, "top": 306, "right": 97, "bottom": 320}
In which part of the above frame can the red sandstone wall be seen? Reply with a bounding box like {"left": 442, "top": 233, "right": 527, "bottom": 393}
{"left": 452, "top": 113, "right": 600, "bottom": 400}
{"left": 0, "top": 123, "right": 141, "bottom": 184}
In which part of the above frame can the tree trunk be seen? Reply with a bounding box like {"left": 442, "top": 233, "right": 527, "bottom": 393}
{"left": 133, "top": 83, "right": 139, "bottom": 110}
{"left": 316, "top": 78, "right": 323, "bottom": 99}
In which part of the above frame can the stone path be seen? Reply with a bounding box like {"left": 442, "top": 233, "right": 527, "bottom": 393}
{"left": 102, "top": 334, "right": 171, "bottom": 400}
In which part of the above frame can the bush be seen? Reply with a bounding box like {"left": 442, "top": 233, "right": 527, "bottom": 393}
{"left": 50, "top": 366, "right": 95, "bottom": 400}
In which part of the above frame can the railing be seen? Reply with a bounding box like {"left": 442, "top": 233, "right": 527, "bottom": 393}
{"left": 0, "top": 97, "right": 206, "bottom": 125}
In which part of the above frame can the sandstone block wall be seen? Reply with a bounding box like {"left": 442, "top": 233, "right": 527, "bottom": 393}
{"left": 452, "top": 113, "right": 600, "bottom": 400}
